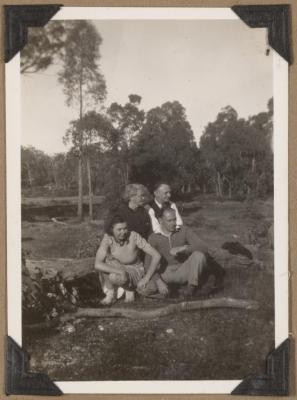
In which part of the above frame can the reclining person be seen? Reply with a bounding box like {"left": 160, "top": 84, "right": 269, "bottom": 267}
{"left": 140, "top": 208, "right": 225, "bottom": 298}
{"left": 95, "top": 214, "right": 161, "bottom": 305}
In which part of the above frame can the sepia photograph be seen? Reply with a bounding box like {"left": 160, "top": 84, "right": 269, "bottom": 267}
{"left": 5, "top": 6, "right": 289, "bottom": 394}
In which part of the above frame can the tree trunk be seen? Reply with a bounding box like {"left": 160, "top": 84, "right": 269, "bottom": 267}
{"left": 51, "top": 159, "right": 58, "bottom": 188}
{"left": 119, "top": 169, "right": 125, "bottom": 187}
{"left": 217, "top": 172, "right": 223, "bottom": 197}
{"left": 86, "top": 156, "right": 93, "bottom": 220}
{"left": 26, "top": 163, "right": 33, "bottom": 187}
{"left": 124, "top": 162, "right": 130, "bottom": 185}
{"left": 77, "top": 69, "right": 84, "bottom": 220}
{"left": 214, "top": 175, "right": 219, "bottom": 197}
{"left": 77, "top": 156, "right": 83, "bottom": 220}
{"left": 252, "top": 157, "right": 256, "bottom": 173}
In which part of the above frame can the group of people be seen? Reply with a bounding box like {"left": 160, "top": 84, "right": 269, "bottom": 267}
{"left": 95, "top": 183, "right": 225, "bottom": 305}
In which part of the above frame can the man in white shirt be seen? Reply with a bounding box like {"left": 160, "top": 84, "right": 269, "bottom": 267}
{"left": 147, "top": 182, "right": 183, "bottom": 233}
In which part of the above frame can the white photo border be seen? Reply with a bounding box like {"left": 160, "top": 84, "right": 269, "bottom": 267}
{"left": 5, "top": 6, "right": 288, "bottom": 394}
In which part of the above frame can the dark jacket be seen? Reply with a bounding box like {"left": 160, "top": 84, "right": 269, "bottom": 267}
{"left": 111, "top": 202, "right": 152, "bottom": 239}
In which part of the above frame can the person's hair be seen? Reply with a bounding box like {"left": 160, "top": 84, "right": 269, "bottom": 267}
{"left": 160, "top": 207, "right": 176, "bottom": 219}
{"left": 104, "top": 214, "right": 127, "bottom": 236}
{"left": 153, "top": 181, "right": 170, "bottom": 193}
{"left": 122, "top": 183, "right": 150, "bottom": 203}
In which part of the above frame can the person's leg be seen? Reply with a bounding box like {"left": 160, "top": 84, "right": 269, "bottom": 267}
{"left": 109, "top": 272, "right": 136, "bottom": 302}
{"left": 161, "top": 252, "right": 206, "bottom": 286}
{"left": 161, "top": 264, "right": 184, "bottom": 284}
{"left": 181, "top": 251, "right": 208, "bottom": 297}
{"left": 109, "top": 271, "right": 129, "bottom": 286}
{"left": 100, "top": 271, "right": 129, "bottom": 305}
{"left": 124, "top": 290, "right": 135, "bottom": 302}
{"left": 161, "top": 252, "right": 207, "bottom": 298}
{"left": 123, "top": 264, "right": 145, "bottom": 302}
{"left": 137, "top": 278, "right": 159, "bottom": 297}
{"left": 205, "top": 254, "right": 226, "bottom": 290}
{"left": 183, "top": 251, "right": 207, "bottom": 286}
{"left": 99, "top": 258, "right": 129, "bottom": 305}
{"left": 99, "top": 271, "right": 116, "bottom": 305}
{"left": 99, "top": 271, "right": 114, "bottom": 290}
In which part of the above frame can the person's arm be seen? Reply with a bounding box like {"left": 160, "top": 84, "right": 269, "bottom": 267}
{"left": 171, "top": 202, "right": 183, "bottom": 227}
{"left": 185, "top": 227, "right": 208, "bottom": 254}
{"left": 169, "top": 227, "right": 208, "bottom": 257}
{"left": 133, "top": 233, "right": 161, "bottom": 289}
{"left": 94, "top": 235, "right": 125, "bottom": 275}
{"left": 148, "top": 207, "right": 162, "bottom": 233}
{"left": 144, "top": 234, "right": 169, "bottom": 295}
{"left": 169, "top": 245, "right": 191, "bottom": 257}
{"left": 143, "top": 234, "right": 159, "bottom": 274}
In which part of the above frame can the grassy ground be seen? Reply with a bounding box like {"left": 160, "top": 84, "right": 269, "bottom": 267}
{"left": 22, "top": 196, "right": 274, "bottom": 381}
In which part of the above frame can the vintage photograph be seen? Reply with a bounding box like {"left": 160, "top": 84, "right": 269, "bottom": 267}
{"left": 6, "top": 7, "right": 287, "bottom": 392}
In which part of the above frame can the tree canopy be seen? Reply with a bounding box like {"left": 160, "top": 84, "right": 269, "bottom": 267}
{"left": 21, "top": 21, "right": 66, "bottom": 74}
{"left": 131, "top": 101, "right": 199, "bottom": 192}
{"left": 57, "top": 21, "right": 106, "bottom": 115}
{"left": 21, "top": 24, "right": 273, "bottom": 205}
{"left": 199, "top": 99, "right": 273, "bottom": 198}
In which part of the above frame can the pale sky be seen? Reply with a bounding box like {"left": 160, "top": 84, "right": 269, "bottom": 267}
{"left": 21, "top": 19, "right": 273, "bottom": 155}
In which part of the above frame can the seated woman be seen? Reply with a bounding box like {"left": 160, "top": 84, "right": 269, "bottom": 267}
{"left": 106, "top": 183, "right": 152, "bottom": 239}
{"left": 95, "top": 214, "right": 161, "bottom": 305}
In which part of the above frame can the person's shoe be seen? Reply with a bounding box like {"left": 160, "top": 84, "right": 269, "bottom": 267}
{"left": 197, "top": 273, "right": 225, "bottom": 298}
{"left": 116, "top": 287, "right": 125, "bottom": 300}
{"left": 124, "top": 290, "right": 135, "bottom": 303}
{"left": 207, "top": 255, "right": 226, "bottom": 292}
{"left": 156, "top": 279, "right": 170, "bottom": 298}
{"left": 196, "top": 275, "right": 216, "bottom": 298}
{"left": 179, "top": 284, "right": 197, "bottom": 299}
{"left": 100, "top": 289, "right": 116, "bottom": 306}
{"left": 212, "top": 268, "right": 226, "bottom": 293}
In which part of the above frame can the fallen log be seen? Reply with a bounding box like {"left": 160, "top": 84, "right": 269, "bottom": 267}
{"left": 51, "top": 217, "right": 68, "bottom": 225}
{"left": 178, "top": 200, "right": 202, "bottom": 213}
{"left": 23, "top": 297, "right": 258, "bottom": 331}
{"left": 60, "top": 297, "right": 258, "bottom": 322}
{"left": 23, "top": 317, "right": 61, "bottom": 332}
{"left": 22, "top": 195, "right": 105, "bottom": 208}
{"left": 23, "top": 258, "right": 101, "bottom": 323}
{"left": 26, "top": 258, "right": 95, "bottom": 281}
{"left": 25, "top": 245, "right": 263, "bottom": 283}
{"left": 23, "top": 249, "right": 265, "bottom": 327}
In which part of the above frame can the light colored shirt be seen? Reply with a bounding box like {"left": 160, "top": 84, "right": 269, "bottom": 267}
{"left": 148, "top": 200, "right": 183, "bottom": 234}
{"left": 97, "top": 231, "right": 157, "bottom": 266}
{"left": 147, "top": 226, "right": 208, "bottom": 266}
